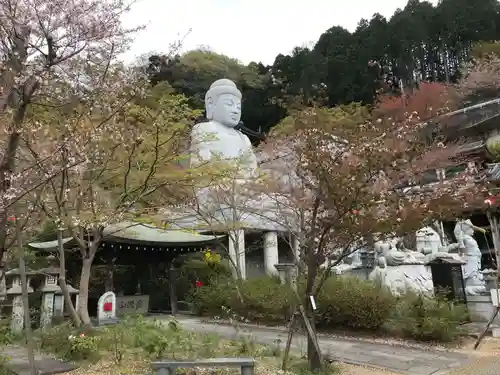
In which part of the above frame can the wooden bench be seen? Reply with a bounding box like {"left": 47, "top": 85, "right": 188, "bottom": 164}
{"left": 151, "top": 357, "right": 255, "bottom": 375}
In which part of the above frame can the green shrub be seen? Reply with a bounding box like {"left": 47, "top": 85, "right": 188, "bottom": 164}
{"left": 237, "top": 277, "right": 294, "bottom": 322}
{"left": 179, "top": 255, "right": 232, "bottom": 284}
{"left": 188, "top": 276, "right": 293, "bottom": 322}
{"left": 190, "top": 275, "right": 395, "bottom": 329}
{"left": 0, "top": 317, "right": 13, "bottom": 345}
{"left": 187, "top": 281, "right": 235, "bottom": 316}
{"left": 66, "top": 333, "right": 100, "bottom": 362}
{"left": 176, "top": 255, "right": 233, "bottom": 303}
{"left": 37, "top": 323, "right": 100, "bottom": 362}
{"left": 315, "top": 276, "right": 396, "bottom": 331}
{"left": 385, "top": 293, "right": 467, "bottom": 342}
{"left": 188, "top": 273, "right": 464, "bottom": 343}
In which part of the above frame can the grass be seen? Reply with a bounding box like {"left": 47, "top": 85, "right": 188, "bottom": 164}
{"left": 28, "top": 315, "right": 340, "bottom": 375}
{"left": 0, "top": 355, "right": 15, "bottom": 375}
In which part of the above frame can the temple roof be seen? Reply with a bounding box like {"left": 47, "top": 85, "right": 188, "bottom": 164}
{"left": 101, "top": 221, "right": 224, "bottom": 245}
{"left": 27, "top": 221, "right": 225, "bottom": 251}
{"left": 27, "top": 237, "right": 75, "bottom": 250}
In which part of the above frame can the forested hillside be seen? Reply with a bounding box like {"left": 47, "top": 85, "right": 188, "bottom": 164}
{"left": 147, "top": 0, "right": 500, "bottom": 136}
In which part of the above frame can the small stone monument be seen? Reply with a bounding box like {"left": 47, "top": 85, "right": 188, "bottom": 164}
{"left": 274, "top": 263, "right": 297, "bottom": 320}
{"left": 6, "top": 268, "right": 35, "bottom": 332}
{"left": 97, "top": 291, "right": 118, "bottom": 325}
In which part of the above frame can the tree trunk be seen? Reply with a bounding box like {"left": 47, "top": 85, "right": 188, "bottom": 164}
{"left": 57, "top": 230, "right": 81, "bottom": 326}
{"left": 16, "top": 213, "right": 36, "bottom": 375}
{"left": 305, "top": 302, "right": 321, "bottom": 371}
{"left": 304, "top": 256, "right": 322, "bottom": 371}
{"left": 78, "top": 257, "right": 93, "bottom": 326}
{"left": 282, "top": 313, "right": 296, "bottom": 371}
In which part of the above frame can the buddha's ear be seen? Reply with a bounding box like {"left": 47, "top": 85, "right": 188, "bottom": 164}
{"left": 206, "top": 97, "right": 214, "bottom": 120}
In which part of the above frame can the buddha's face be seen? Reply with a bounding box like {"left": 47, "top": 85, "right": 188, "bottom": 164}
{"left": 212, "top": 93, "right": 241, "bottom": 128}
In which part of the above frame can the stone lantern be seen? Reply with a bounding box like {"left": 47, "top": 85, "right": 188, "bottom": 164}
{"left": 6, "top": 268, "right": 35, "bottom": 332}
{"left": 39, "top": 266, "right": 79, "bottom": 327}
{"left": 39, "top": 267, "right": 62, "bottom": 328}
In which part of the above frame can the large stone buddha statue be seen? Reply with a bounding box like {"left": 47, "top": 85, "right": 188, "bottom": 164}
{"left": 190, "top": 79, "right": 257, "bottom": 177}
{"left": 188, "top": 78, "right": 284, "bottom": 231}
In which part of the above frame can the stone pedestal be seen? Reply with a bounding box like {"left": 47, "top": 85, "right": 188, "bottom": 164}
{"left": 228, "top": 229, "right": 246, "bottom": 279}
{"left": 369, "top": 263, "right": 433, "bottom": 296}
{"left": 263, "top": 231, "right": 279, "bottom": 276}
{"left": 467, "top": 293, "right": 499, "bottom": 322}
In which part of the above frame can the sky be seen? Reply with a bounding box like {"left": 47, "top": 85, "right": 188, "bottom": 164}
{"left": 121, "top": 0, "right": 438, "bottom": 66}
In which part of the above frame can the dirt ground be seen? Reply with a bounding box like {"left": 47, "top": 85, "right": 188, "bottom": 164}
{"left": 339, "top": 337, "right": 500, "bottom": 375}
{"left": 340, "top": 364, "right": 399, "bottom": 375}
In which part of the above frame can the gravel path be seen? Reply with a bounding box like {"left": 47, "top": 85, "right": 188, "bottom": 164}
{"left": 340, "top": 337, "right": 500, "bottom": 375}
{"left": 158, "top": 316, "right": 475, "bottom": 375}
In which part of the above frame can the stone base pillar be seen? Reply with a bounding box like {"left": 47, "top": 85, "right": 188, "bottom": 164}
{"left": 10, "top": 295, "right": 24, "bottom": 332}
{"left": 228, "top": 229, "right": 246, "bottom": 279}
{"left": 41, "top": 292, "right": 55, "bottom": 328}
{"left": 264, "top": 231, "right": 279, "bottom": 276}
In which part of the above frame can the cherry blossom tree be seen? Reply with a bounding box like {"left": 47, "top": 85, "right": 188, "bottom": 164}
{"left": 24, "top": 81, "right": 200, "bottom": 325}
{"left": 0, "top": 0, "right": 146, "bottom": 368}
{"left": 253, "top": 102, "right": 486, "bottom": 371}
{"left": 0, "top": 0, "right": 199, "bottom": 327}
{"left": 375, "top": 81, "right": 459, "bottom": 122}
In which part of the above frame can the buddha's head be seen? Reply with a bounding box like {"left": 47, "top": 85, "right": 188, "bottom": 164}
{"left": 205, "top": 79, "right": 242, "bottom": 128}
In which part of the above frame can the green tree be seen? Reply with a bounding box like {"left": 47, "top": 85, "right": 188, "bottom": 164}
{"left": 148, "top": 49, "right": 284, "bottom": 136}
{"left": 256, "top": 99, "right": 484, "bottom": 371}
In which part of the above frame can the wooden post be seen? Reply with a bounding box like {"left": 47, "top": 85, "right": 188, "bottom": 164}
{"left": 168, "top": 264, "right": 178, "bottom": 315}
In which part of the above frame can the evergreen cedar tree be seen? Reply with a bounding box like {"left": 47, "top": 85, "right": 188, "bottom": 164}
{"left": 147, "top": 0, "right": 500, "bottom": 136}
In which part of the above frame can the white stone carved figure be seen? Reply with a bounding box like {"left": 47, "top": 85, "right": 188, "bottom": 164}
{"left": 188, "top": 78, "right": 283, "bottom": 231}
{"left": 374, "top": 236, "right": 426, "bottom": 266}
{"left": 369, "top": 236, "right": 433, "bottom": 296}
{"left": 454, "top": 219, "right": 487, "bottom": 296}
{"left": 190, "top": 78, "right": 257, "bottom": 177}
{"left": 416, "top": 226, "right": 462, "bottom": 263}
{"left": 331, "top": 244, "right": 364, "bottom": 275}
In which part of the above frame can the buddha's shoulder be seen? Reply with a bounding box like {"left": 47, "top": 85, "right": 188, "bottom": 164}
{"left": 192, "top": 121, "right": 220, "bottom": 133}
